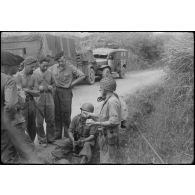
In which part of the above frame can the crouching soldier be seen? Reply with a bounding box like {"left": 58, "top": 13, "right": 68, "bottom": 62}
{"left": 63, "top": 103, "right": 96, "bottom": 164}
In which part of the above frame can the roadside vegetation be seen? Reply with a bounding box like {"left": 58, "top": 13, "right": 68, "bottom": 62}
{"left": 78, "top": 32, "right": 178, "bottom": 71}
{"left": 118, "top": 32, "right": 194, "bottom": 164}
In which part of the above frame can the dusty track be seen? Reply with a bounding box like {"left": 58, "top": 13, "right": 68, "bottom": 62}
{"left": 72, "top": 68, "right": 165, "bottom": 117}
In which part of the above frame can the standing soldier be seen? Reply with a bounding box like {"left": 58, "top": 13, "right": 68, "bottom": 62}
{"left": 15, "top": 56, "right": 40, "bottom": 142}
{"left": 1, "top": 51, "right": 41, "bottom": 164}
{"left": 86, "top": 76, "right": 121, "bottom": 164}
{"left": 49, "top": 52, "right": 85, "bottom": 139}
{"left": 33, "top": 57, "right": 56, "bottom": 146}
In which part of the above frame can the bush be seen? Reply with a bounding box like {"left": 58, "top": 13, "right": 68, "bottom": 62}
{"left": 120, "top": 33, "right": 194, "bottom": 164}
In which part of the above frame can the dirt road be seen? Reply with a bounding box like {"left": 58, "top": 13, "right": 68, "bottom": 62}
{"left": 71, "top": 68, "right": 165, "bottom": 118}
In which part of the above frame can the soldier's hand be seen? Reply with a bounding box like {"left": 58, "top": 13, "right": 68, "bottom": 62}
{"left": 39, "top": 86, "right": 44, "bottom": 92}
{"left": 48, "top": 85, "right": 53, "bottom": 91}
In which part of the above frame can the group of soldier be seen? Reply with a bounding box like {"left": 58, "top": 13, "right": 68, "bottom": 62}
{"left": 1, "top": 51, "right": 122, "bottom": 164}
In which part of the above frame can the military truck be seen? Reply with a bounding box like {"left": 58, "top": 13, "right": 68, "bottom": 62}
{"left": 93, "top": 48, "right": 128, "bottom": 78}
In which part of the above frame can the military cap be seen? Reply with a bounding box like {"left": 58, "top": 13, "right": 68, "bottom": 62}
{"left": 1, "top": 51, "right": 24, "bottom": 66}
{"left": 54, "top": 51, "right": 73, "bottom": 61}
{"left": 54, "top": 51, "right": 64, "bottom": 61}
{"left": 23, "top": 56, "right": 37, "bottom": 66}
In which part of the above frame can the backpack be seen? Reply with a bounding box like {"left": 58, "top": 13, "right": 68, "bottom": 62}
{"left": 113, "top": 93, "right": 128, "bottom": 127}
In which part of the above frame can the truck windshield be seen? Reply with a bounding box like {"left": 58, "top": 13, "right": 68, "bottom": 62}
{"left": 94, "top": 54, "right": 108, "bottom": 59}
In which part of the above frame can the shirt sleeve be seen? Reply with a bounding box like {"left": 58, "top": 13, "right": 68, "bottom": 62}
{"left": 4, "top": 77, "right": 18, "bottom": 111}
{"left": 14, "top": 73, "right": 22, "bottom": 89}
{"left": 71, "top": 65, "right": 85, "bottom": 78}
{"left": 108, "top": 99, "right": 121, "bottom": 125}
{"left": 68, "top": 116, "right": 77, "bottom": 134}
{"left": 50, "top": 71, "right": 56, "bottom": 87}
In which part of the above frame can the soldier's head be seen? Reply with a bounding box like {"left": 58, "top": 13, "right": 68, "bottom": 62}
{"left": 1, "top": 51, "right": 23, "bottom": 75}
{"left": 80, "top": 103, "right": 94, "bottom": 119}
{"left": 99, "top": 75, "right": 117, "bottom": 98}
{"left": 23, "top": 56, "right": 38, "bottom": 75}
{"left": 55, "top": 52, "right": 67, "bottom": 68}
{"left": 39, "top": 57, "right": 50, "bottom": 72}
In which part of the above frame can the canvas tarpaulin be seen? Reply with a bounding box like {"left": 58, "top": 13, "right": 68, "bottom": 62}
{"left": 1, "top": 34, "right": 77, "bottom": 60}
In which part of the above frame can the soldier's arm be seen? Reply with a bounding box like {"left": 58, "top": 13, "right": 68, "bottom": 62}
{"left": 87, "top": 100, "right": 120, "bottom": 127}
{"left": 24, "top": 75, "right": 40, "bottom": 97}
{"left": 68, "top": 117, "right": 76, "bottom": 142}
{"left": 2, "top": 111, "right": 43, "bottom": 164}
{"left": 82, "top": 135, "right": 95, "bottom": 142}
{"left": 4, "top": 77, "right": 19, "bottom": 112}
{"left": 71, "top": 65, "right": 85, "bottom": 87}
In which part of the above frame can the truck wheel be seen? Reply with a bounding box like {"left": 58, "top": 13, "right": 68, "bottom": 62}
{"left": 86, "top": 67, "right": 95, "bottom": 85}
{"left": 119, "top": 66, "right": 126, "bottom": 78}
{"left": 102, "top": 68, "right": 111, "bottom": 78}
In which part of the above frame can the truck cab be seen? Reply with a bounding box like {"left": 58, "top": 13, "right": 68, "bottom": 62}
{"left": 93, "top": 48, "right": 128, "bottom": 78}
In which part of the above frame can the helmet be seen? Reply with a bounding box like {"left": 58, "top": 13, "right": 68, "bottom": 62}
{"left": 100, "top": 76, "right": 116, "bottom": 92}
{"left": 80, "top": 103, "right": 94, "bottom": 113}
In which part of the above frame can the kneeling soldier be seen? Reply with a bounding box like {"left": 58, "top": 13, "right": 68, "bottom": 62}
{"left": 64, "top": 103, "right": 96, "bottom": 164}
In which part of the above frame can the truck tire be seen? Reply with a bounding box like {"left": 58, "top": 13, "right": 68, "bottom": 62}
{"left": 86, "top": 67, "right": 95, "bottom": 85}
{"left": 102, "top": 68, "right": 111, "bottom": 78}
{"left": 119, "top": 65, "right": 126, "bottom": 78}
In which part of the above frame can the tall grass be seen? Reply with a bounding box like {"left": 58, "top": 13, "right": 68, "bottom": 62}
{"left": 119, "top": 33, "right": 194, "bottom": 164}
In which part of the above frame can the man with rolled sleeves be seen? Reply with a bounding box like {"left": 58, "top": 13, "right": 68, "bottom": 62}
{"left": 15, "top": 56, "right": 40, "bottom": 142}
{"left": 1, "top": 52, "right": 41, "bottom": 163}
{"left": 33, "top": 57, "right": 56, "bottom": 146}
{"left": 49, "top": 52, "right": 85, "bottom": 139}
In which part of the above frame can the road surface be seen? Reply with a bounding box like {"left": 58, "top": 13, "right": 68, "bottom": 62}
{"left": 71, "top": 68, "right": 165, "bottom": 118}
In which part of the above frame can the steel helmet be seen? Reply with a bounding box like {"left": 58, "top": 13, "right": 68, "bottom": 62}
{"left": 80, "top": 103, "right": 94, "bottom": 113}
{"left": 100, "top": 75, "right": 117, "bottom": 92}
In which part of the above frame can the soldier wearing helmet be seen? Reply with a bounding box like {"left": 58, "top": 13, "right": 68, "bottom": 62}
{"left": 86, "top": 76, "right": 121, "bottom": 164}
{"left": 57, "top": 102, "right": 96, "bottom": 164}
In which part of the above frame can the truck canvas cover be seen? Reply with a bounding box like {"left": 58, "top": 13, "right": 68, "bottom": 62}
{"left": 1, "top": 34, "right": 76, "bottom": 60}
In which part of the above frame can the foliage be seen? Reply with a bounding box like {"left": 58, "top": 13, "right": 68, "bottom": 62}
{"left": 119, "top": 33, "right": 194, "bottom": 164}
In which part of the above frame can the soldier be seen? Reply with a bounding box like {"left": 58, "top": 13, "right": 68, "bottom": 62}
{"left": 49, "top": 52, "right": 85, "bottom": 139}
{"left": 1, "top": 52, "right": 41, "bottom": 164}
{"left": 86, "top": 76, "right": 121, "bottom": 164}
{"left": 15, "top": 56, "right": 40, "bottom": 142}
{"left": 33, "top": 57, "right": 56, "bottom": 146}
{"left": 61, "top": 103, "right": 96, "bottom": 164}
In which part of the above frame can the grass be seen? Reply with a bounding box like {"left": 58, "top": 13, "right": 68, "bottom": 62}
{"left": 117, "top": 33, "right": 194, "bottom": 164}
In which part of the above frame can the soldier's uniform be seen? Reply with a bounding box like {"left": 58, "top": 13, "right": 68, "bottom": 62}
{"left": 63, "top": 114, "right": 96, "bottom": 162}
{"left": 33, "top": 67, "right": 56, "bottom": 143}
{"left": 98, "top": 94, "right": 121, "bottom": 163}
{"left": 1, "top": 73, "right": 35, "bottom": 163}
{"left": 15, "top": 68, "right": 38, "bottom": 142}
{"left": 95, "top": 76, "right": 121, "bottom": 164}
{"left": 49, "top": 63, "right": 85, "bottom": 139}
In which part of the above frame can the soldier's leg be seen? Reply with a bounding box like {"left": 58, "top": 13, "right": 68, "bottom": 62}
{"left": 28, "top": 100, "right": 37, "bottom": 142}
{"left": 62, "top": 89, "right": 72, "bottom": 138}
{"left": 54, "top": 88, "right": 63, "bottom": 139}
{"left": 36, "top": 104, "right": 46, "bottom": 144}
{"left": 79, "top": 141, "right": 95, "bottom": 163}
{"left": 45, "top": 102, "right": 55, "bottom": 143}
{"left": 24, "top": 101, "right": 36, "bottom": 142}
